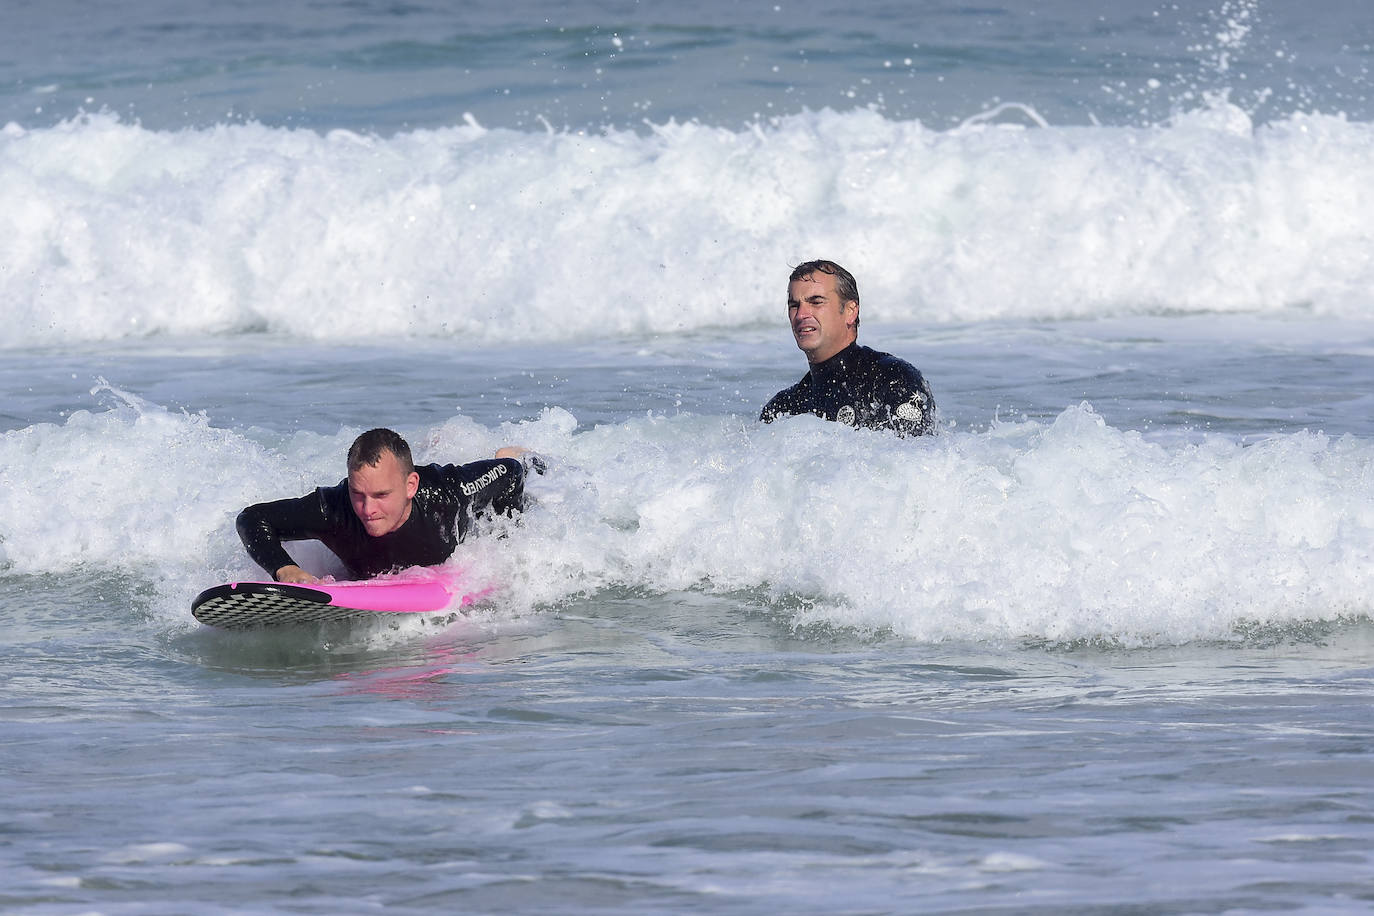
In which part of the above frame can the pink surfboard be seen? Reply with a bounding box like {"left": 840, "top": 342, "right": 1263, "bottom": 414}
{"left": 191, "top": 571, "right": 488, "bottom": 629}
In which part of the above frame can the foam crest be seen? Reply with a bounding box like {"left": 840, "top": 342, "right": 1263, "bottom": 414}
{"left": 4, "top": 397, "right": 1370, "bottom": 644}
{"left": 0, "top": 384, "right": 298, "bottom": 576}
{"left": 456, "top": 406, "right": 1374, "bottom": 644}
{"left": 4, "top": 104, "right": 1374, "bottom": 350}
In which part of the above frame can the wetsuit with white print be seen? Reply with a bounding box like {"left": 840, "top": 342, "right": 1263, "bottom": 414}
{"left": 760, "top": 342, "right": 936, "bottom": 436}
{"left": 237, "top": 458, "right": 525, "bottom": 580}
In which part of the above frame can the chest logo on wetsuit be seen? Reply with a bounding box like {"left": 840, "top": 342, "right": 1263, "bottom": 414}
{"left": 461, "top": 463, "right": 508, "bottom": 496}
{"left": 836, "top": 405, "right": 857, "bottom": 426}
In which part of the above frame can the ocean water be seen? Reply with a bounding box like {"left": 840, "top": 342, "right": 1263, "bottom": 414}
{"left": 4, "top": 1, "right": 1374, "bottom": 912}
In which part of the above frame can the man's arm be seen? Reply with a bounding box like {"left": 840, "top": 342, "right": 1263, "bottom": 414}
{"left": 760, "top": 380, "right": 806, "bottom": 423}
{"left": 759, "top": 393, "right": 784, "bottom": 423}
{"left": 235, "top": 490, "right": 335, "bottom": 582}
{"left": 879, "top": 362, "right": 936, "bottom": 437}
{"left": 440, "top": 456, "right": 528, "bottom": 522}
{"left": 495, "top": 445, "right": 549, "bottom": 475}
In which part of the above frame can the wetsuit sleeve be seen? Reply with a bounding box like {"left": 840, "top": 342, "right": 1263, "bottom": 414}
{"left": 445, "top": 457, "right": 527, "bottom": 518}
{"left": 759, "top": 393, "right": 784, "bottom": 423}
{"left": 485, "top": 457, "right": 526, "bottom": 516}
{"left": 235, "top": 489, "right": 336, "bottom": 578}
{"left": 881, "top": 364, "right": 936, "bottom": 437}
{"left": 760, "top": 382, "right": 804, "bottom": 423}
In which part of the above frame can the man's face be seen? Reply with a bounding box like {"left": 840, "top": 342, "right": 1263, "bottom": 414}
{"left": 787, "top": 270, "right": 857, "bottom": 364}
{"left": 348, "top": 450, "right": 420, "bottom": 537}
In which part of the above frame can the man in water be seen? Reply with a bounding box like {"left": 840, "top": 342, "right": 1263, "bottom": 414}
{"left": 237, "top": 427, "right": 537, "bottom": 583}
{"left": 760, "top": 259, "right": 935, "bottom": 436}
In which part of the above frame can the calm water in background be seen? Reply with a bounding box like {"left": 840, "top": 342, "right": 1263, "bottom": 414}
{"left": 4, "top": 1, "right": 1374, "bottom": 912}
{"left": 6, "top": 0, "right": 1374, "bottom": 132}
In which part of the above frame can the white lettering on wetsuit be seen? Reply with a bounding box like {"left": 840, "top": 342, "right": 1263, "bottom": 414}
{"left": 460, "top": 463, "right": 508, "bottom": 496}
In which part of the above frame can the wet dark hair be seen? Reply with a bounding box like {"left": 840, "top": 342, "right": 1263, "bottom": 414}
{"left": 347, "top": 428, "right": 415, "bottom": 475}
{"left": 790, "top": 259, "right": 860, "bottom": 329}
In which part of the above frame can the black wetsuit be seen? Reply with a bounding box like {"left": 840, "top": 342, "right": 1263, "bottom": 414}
{"left": 760, "top": 342, "right": 936, "bottom": 436}
{"left": 236, "top": 458, "right": 525, "bottom": 580}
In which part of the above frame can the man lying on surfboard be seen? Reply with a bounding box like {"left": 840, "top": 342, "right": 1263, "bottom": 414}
{"left": 237, "top": 427, "right": 538, "bottom": 584}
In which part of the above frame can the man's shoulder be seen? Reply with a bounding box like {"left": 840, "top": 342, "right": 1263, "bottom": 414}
{"left": 855, "top": 344, "right": 935, "bottom": 433}
{"left": 760, "top": 373, "right": 812, "bottom": 420}
{"left": 424, "top": 457, "right": 522, "bottom": 475}
{"left": 855, "top": 344, "right": 916, "bottom": 371}
{"left": 415, "top": 463, "right": 447, "bottom": 482}
{"left": 420, "top": 458, "right": 523, "bottom": 492}
{"left": 855, "top": 345, "right": 929, "bottom": 385}
{"left": 768, "top": 373, "right": 811, "bottom": 399}
{"left": 316, "top": 479, "right": 351, "bottom": 509}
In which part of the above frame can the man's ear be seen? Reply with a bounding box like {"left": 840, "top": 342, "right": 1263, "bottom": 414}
{"left": 406, "top": 472, "right": 420, "bottom": 499}
{"left": 844, "top": 299, "right": 859, "bottom": 330}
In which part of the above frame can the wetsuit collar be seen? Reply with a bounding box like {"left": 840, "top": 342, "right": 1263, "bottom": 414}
{"left": 808, "top": 341, "right": 861, "bottom": 381}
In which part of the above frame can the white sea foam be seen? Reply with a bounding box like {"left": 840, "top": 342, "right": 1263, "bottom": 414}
{"left": 100, "top": 841, "right": 191, "bottom": 864}
{"left": 469, "top": 404, "right": 1374, "bottom": 645}
{"left": 3, "top": 103, "right": 1373, "bottom": 349}
{"left": 5, "top": 391, "right": 1369, "bottom": 645}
